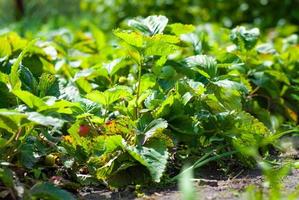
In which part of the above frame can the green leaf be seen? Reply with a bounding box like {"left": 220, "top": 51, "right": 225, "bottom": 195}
{"left": 86, "top": 86, "right": 132, "bottom": 106}
{"left": 128, "top": 15, "right": 168, "bottom": 36}
{"left": 168, "top": 23, "right": 195, "bottom": 35}
{"left": 127, "top": 143, "right": 168, "bottom": 182}
{"left": 38, "top": 73, "right": 60, "bottom": 97}
{"left": 113, "top": 29, "right": 144, "bottom": 47}
{"left": 256, "top": 43, "right": 276, "bottom": 54}
{"left": 153, "top": 94, "right": 175, "bottom": 118}
{"left": 227, "top": 111, "right": 269, "bottom": 156}
{"left": 185, "top": 55, "right": 217, "bottom": 78}
{"left": 139, "top": 74, "right": 156, "bottom": 93}
{"left": 73, "top": 68, "right": 95, "bottom": 81}
{"left": 142, "top": 118, "right": 168, "bottom": 143}
{"left": 265, "top": 70, "right": 290, "bottom": 85}
{"left": 93, "top": 132, "right": 168, "bottom": 184}
{"left": 182, "top": 92, "right": 193, "bottom": 105}
{"left": 144, "top": 90, "right": 164, "bottom": 110}
{"left": 12, "top": 90, "right": 46, "bottom": 109}
{"left": 213, "top": 80, "right": 248, "bottom": 94}
{"left": 94, "top": 154, "right": 124, "bottom": 181}
{"left": 90, "top": 24, "right": 106, "bottom": 50}
{"left": 0, "top": 36, "right": 12, "bottom": 59}
{"left": 144, "top": 41, "right": 178, "bottom": 56}
{"left": 85, "top": 91, "right": 106, "bottom": 106}
{"left": 9, "top": 39, "right": 37, "bottom": 90}
{"left": 92, "top": 136, "right": 131, "bottom": 182}
{"left": 150, "top": 34, "right": 180, "bottom": 44}
{"left": 159, "top": 66, "right": 177, "bottom": 79}
{"left": 29, "top": 182, "right": 76, "bottom": 200}
{"left": 38, "top": 99, "right": 79, "bottom": 115}
{"left": 104, "top": 135, "right": 125, "bottom": 153}
{"left": 0, "top": 167, "right": 14, "bottom": 188}
{"left": 168, "top": 114, "right": 200, "bottom": 136}
{"left": 0, "top": 80, "right": 17, "bottom": 108}
{"left": 181, "top": 33, "right": 202, "bottom": 54}
{"left": 26, "top": 112, "right": 64, "bottom": 129}
{"left": 0, "top": 109, "right": 27, "bottom": 133}
{"left": 19, "top": 65, "right": 38, "bottom": 94}
{"left": 209, "top": 82, "right": 243, "bottom": 111}
{"left": 103, "top": 58, "right": 126, "bottom": 76}
{"left": 187, "top": 80, "right": 206, "bottom": 95}
{"left": 18, "top": 143, "right": 37, "bottom": 168}
{"left": 76, "top": 78, "right": 93, "bottom": 93}
{"left": 0, "top": 138, "right": 7, "bottom": 148}
{"left": 0, "top": 72, "right": 9, "bottom": 84}
{"left": 230, "top": 26, "right": 260, "bottom": 50}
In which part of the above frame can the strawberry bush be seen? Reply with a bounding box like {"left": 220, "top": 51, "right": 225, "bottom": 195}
{"left": 0, "top": 15, "right": 298, "bottom": 198}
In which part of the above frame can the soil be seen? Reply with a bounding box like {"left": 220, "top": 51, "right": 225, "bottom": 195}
{"left": 79, "top": 148, "right": 299, "bottom": 200}
{"left": 78, "top": 168, "right": 299, "bottom": 200}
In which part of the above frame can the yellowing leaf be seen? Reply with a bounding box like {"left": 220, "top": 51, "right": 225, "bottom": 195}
{"left": 63, "top": 135, "right": 74, "bottom": 144}
{"left": 285, "top": 107, "right": 298, "bottom": 122}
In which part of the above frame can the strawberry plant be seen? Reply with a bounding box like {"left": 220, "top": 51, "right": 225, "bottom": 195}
{"left": 0, "top": 14, "right": 298, "bottom": 199}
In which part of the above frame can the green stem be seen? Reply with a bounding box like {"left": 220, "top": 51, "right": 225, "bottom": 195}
{"left": 262, "top": 128, "right": 299, "bottom": 145}
{"left": 86, "top": 116, "right": 99, "bottom": 135}
{"left": 135, "top": 62, "right": 142, "bottom": 119}
{"left": 171, "top": 150, "right": 236, "bottom": 181}
{"left": 4, "top": 128, "right": 21, "bottom": 147}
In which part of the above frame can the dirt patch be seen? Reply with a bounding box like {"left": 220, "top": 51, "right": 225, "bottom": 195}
{"left": 79, "top": 169, "right": 299, "bottom": 200}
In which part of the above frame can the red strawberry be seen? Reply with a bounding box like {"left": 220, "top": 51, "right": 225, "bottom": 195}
{"left": 79, "top": 124, "right": 90, "bottom": 137}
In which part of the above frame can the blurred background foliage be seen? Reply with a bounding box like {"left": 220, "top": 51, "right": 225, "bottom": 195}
{"left": 1, "top": 0, "right": 299, "bottom": 32}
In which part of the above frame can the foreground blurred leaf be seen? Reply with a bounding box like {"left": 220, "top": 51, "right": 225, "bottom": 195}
{"left": 29, "top": 182, "right": 75, "bottom": 200}
{"left": 179, "top": 165, "right": 196, "bottom": 200}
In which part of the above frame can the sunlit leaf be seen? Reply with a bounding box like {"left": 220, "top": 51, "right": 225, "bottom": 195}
{"left": 230, "top": 26, "right": 260, "bottom": 50}
{"left": 113, "top": 30, "right": 144, "bottom": 47}
{"left": 12, "top": 90, "right": 46, "bottom": 109}
{"left": 185, "top": 55, "right": 217, "bottom": 78}
{"left": 128, "top": 15, "right": 168, "bottom": 36}
{"left": 168, "top": 23, "right": 195, "bottom": 35}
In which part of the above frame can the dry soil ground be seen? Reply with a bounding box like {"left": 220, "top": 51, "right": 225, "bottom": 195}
{"left": 79, "top": 168, "right": 299, "bottom": 200}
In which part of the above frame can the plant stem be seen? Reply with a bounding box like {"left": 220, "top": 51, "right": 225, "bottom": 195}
{"left": 135, "top": 62, "right": 142, "bottom": 119}
{"left": 4, "top": 129, "right": 21, "bottom": 147}
{"left": 171, "top": 150, "right": 237, "bottom": 181}
{"left": 86, "top": 116, "right": 99, "bottom": 135}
